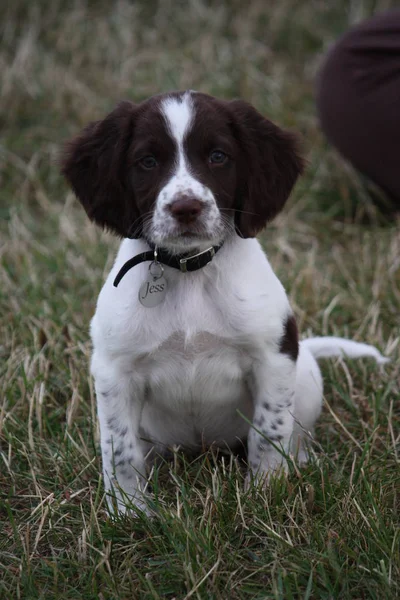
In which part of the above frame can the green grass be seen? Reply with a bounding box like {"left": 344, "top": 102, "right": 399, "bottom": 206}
{"left": 1, "top": 1, "right": 399, "bottom": 598}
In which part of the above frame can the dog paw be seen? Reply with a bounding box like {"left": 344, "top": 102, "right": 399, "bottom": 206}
{"left": 106, "top": 490, "right": 155, "bottom": 519}
{"left": 245, "top": 461, "right": 289, "bottom": 490}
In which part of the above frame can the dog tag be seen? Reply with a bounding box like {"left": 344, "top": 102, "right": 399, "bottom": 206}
{"left": 139, "top": 261, "right": 167, "bottom": 308}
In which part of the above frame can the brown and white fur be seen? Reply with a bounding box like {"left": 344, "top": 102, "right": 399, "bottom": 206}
{"left": 62, "top": 91, "right": 388, "bottom": 514}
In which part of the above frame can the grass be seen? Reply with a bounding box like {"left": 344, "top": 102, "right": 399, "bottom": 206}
{"left": 1, "top": 0, "right": 399, "bottom": 598}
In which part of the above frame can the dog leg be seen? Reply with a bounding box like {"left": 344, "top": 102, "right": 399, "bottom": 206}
{"left": 93, "top": 356, "right": 149, "bottom": 515}
{"left": 290, "top": 344, "right": 324, "bottom": 461}
{"left": 247, "top": 351, "right": 296, "bottom": 483}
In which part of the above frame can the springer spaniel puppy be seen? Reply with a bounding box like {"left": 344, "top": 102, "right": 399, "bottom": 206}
{"left": 62, "top": 91, "right": 388, "bottom": 514}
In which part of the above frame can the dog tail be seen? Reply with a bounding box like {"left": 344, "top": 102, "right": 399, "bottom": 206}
{"left": 300, "top": 337, "right": 390, "bottom": 365}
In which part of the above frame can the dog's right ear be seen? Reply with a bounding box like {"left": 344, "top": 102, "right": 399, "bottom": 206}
{"left": 61, "top": 101, "right": 139, "bottom": 237}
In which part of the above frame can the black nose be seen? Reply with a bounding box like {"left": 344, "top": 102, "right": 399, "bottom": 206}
{"left": 168, "top": 198, "right": 204, "bottom": 224}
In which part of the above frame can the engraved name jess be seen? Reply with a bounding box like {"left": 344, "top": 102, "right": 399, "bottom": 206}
{"left": 140, "top": 281, "right": 165, "bottom": 299}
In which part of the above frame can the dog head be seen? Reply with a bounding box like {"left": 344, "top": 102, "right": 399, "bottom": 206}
{"left": 61, "top": 91, "right": 304, "bottom": 252}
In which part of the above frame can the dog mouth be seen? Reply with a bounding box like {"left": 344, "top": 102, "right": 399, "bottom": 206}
{"left": 144, "top": 213, "right": 232, "bottom": 253}
{"left": 161, "top": 223, "right": 213, "bottom": 243}
{"left": 164, "top": 232, "right": 215, "bottom": 250}
{"left": 180, "top": 231, "right": 203, "bottom": 238}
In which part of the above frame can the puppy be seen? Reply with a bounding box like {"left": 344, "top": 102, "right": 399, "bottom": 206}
{"left": 62, "top": 91, "right": 388, "bottom": 513}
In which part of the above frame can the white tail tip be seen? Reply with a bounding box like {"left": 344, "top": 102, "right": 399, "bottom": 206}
{"left": 301, "top": 337, "right": 390, "bottom": 365}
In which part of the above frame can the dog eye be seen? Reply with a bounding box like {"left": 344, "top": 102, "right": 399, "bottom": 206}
{"left": 209, "top": 150, "right": 227, "bottom": 165}
{"left": 139, "top": 156, "right": 158, "bottom": 170}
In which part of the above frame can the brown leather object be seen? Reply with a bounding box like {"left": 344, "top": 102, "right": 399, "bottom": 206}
{"left": 316, "top": 10, "right": 400, "bottom": 203}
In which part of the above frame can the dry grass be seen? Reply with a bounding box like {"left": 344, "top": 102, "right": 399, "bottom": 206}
{"left": 1, "top": 1, "right": 399, "bottom": 598}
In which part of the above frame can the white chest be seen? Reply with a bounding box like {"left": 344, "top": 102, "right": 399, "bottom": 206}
{"left": 138, "top": 330, "right": 254, "bottom": 449}
{"left": 138, "top": 330, "right": 251, "bottom": 397}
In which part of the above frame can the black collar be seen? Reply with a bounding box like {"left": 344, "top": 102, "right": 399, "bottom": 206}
{"left": 113, "top": 242, "right": 223, "bottom": 287}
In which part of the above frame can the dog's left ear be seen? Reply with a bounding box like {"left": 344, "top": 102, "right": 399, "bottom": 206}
{"left": 228, "top": 100, "right": 304, "bottom": 238}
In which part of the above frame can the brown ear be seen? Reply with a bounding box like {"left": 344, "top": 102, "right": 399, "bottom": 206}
{"left": 229, "top": 100, "right": 304, "bottom": 237}
{"left": 61, "top": 101, "right": 139, "bottom": 237}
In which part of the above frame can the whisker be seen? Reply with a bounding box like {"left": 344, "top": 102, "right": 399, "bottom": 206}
{"left": 219, "top": 207, "right": 260, "bottom": 217}
{"left": 127, "top": 210, "right": 155, "bottom": 238}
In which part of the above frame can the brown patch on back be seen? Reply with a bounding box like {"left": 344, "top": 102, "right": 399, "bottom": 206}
{"left": 279, "top": 315, "right": 299, "bottom": 361}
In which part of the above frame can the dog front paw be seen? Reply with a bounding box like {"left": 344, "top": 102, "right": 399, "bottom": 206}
{"left": 245, "top": 460, "right": 289, "bottom": 490}
{"left": 105, "top": 478, "right": 154, "bottom": 518}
